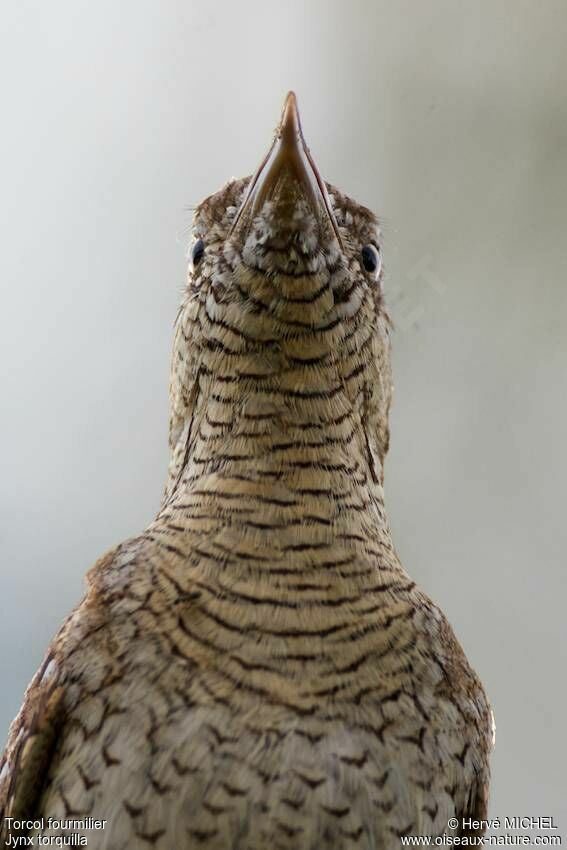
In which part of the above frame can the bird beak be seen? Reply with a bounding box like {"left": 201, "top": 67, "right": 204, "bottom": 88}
{"left": 230, "top": 91, "right": 343, "bottom": 248}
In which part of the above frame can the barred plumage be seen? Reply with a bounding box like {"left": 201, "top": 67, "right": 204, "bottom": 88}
{"left": 0, "top": 92, "right": 493, "bottom": 850}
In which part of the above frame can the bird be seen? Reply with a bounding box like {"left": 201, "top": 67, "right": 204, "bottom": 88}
{"left": 0, "top": 91, "right": 493, "bottom": 850}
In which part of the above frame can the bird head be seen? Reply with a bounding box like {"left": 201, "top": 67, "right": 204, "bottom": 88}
{"left": 170, "top": 92, "right": 392, "bottom": 482}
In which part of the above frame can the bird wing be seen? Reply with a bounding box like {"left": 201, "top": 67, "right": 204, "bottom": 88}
{"left": 458, "top": 703, "right": 495, "bottom": 836}
{"left": 0, "top": 652, "right": 65, "bottom": 840}
{"left": 457, "top": 774, "right": 490, "bottom": 836}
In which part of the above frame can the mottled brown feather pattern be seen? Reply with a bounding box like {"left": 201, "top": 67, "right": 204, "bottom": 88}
{"left": 0, "top": 97, "right": 493, "bottom": 849}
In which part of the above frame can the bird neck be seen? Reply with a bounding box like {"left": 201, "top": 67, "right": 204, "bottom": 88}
{"left": 158, "top": 371, "right": 392, "bottom": 553}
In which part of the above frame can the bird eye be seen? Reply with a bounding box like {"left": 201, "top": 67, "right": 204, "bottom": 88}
{"left": 190, "top": 239, "right": 205, "bottom": 269}
{"left": 361, "top": 244, "right": 381, "bottom": 278}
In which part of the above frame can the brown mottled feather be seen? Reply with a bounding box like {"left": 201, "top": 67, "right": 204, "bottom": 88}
{"left": 0, "top": 655, "right": 64, "bottom": 837}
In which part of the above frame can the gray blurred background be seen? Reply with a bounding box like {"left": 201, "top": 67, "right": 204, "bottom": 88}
{"left": 1, "top": 0, "right": 565, "bottom": 827}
